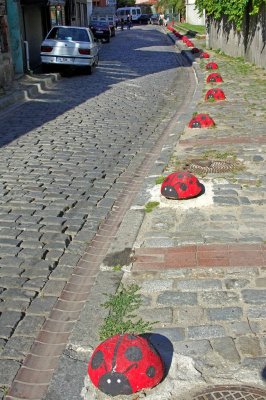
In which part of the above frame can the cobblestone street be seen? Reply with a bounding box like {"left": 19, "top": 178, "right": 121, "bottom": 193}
{"left": 0, "top": 26, "right": 196, "bottom": 398}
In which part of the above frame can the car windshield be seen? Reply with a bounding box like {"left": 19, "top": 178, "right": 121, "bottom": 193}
{"left": 47, "top": 27, "right": 89, "bottom": 42}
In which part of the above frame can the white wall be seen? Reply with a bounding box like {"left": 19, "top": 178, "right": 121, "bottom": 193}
{"left": 209, "top": 4, "right": 266, "bottom": 69}
{"left": 186, "top": 0, "right": 205, "bottom": 25}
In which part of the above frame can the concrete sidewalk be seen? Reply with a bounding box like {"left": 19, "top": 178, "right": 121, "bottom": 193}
{"left": 45, "top": 28, "right": 266, "bottom": 400}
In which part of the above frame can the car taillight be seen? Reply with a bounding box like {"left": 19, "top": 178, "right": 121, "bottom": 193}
{"left": 79, "top": 48, "right": 91, "bottom": 55}
{"left": 41, "top": 45, "right": 53, "bottom": 52}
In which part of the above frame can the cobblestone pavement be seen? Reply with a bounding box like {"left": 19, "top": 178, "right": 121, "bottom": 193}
{"left": 0, "top": 26, "right": 198, "bottom": 399}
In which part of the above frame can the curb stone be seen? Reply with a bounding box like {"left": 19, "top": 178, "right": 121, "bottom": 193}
{"left": 0, "top": 73, "right": 61, "bottom": 112}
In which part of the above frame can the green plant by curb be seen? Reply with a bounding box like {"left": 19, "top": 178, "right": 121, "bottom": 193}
{"left": 99, "top": 284, "right": 157, "bottom": 341}
{"left": 112, "top": 264, "right": 122, "bottom": 271}
{"left": 155, "top": 176, "right": 165, "bottom": 185}
{"left": 144, "top": 201, "right": 160, "bottom": 213}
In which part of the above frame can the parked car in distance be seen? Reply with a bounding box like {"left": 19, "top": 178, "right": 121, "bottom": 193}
{"left": 150, "top": 14, "right": 159, "bottom": 24}
{"left": 40, "top": 26, "right": 99, "bottom": 74}
{"left": 89, "top": 21, "right": 111, "bottom": 42}
{"left": 137, "top": 14, "right": 150, "bottom": 24}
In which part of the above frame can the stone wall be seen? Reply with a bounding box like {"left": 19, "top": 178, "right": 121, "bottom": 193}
{"left": 0, "top": 14, "right": 14, "bottom": 88}
{"left": 208, "top": 4, "right": 265, "bottom": 69}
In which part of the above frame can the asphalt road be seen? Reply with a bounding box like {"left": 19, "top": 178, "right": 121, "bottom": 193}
{"left": 0, "top": 25, "right": 196, "bottom": 396}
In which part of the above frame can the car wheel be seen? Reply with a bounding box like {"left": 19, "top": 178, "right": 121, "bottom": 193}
{"left": 86, "top": 65, "right": 93, "bottom": 75}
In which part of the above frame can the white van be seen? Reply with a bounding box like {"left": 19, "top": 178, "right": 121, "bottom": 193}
{"left": 116, "top": 6, "right": 141, "bottom": 22}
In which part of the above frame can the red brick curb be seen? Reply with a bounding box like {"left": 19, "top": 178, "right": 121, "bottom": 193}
{"left": 132, "top": 244, "right": 266, "bottom": 271}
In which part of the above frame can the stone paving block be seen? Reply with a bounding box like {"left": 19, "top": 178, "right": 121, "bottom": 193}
{"left": 206, "top": 307, "right": 243, "bottom": 321}
{"left": 199, "top": 291, "right": 240, "bottom": 306}
{"left": 157, "top": 291, "right": 198, "bottom": 306}
{"left": 0, "top": 299, "right": 31, "bottom": 312}
{"left": 174, "top": 279, "right": 222, "bottom": 291}
{"left": 0, "top": 336, "right": 35, "bottom": 360}
{"left": 0, "top": 288, "right": 36, "bottom": 301}
{"left": 173, "top": 339, "right": 212, "bottom": 357}
{"left": 27, "top": 296, "right": 57, "bottom": 316}
{"left": 211, "top": 337, "right": 240, "bottom": 363}
{"left": 241, "top": 289, "right": 266, "bottom": 304}
{"left": 0, "top": 359, "right": 21, "bottom": 386}
{"left": 0, "top": 311, "right": 22, "bottom": 328}
{"left": 141, "top": 279, "right": 173, "bottom": 292}
{"left": 188, "top": 325, "right": 225, "bottom": 339}
{"left": 14, "top": 315, "right": 45, "bottom": 337}
{"left": 175, "top": 306, "right": 205, "bottom": 325}
{"left": 0, "top": 277, "right": 27, "bottom": 288}
{"left": 138, "top": 307, "right": 173, "bottom": 323}
{"left": 41, "top": 280, "right": 66, "bottom": 296}
{"left": 236, "top": 336, "right": 263, "bottom": 357}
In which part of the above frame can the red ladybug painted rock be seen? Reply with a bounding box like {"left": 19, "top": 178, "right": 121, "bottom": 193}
{"left": 191, "top": 47, "right": 200, "bottom": 54}
{"left": 161, "top": 172, "right": 203, "bottom": 200}
{"left": 206, "top": 62, "right": 218, "bottom": 70}
{"left": 188, "top": 113, "right": 215, "bottom": 128}
{"left": 88, "top": 334, "right": 164, "bottom": 396}
{"left": 207, "top": 73, "right": 223, "bottom": 83}
{"left": 205, "top": 88, "right": 226, "bottom": 101}
{"left": 200, "top": 52, "right": 210, "bottom": 58}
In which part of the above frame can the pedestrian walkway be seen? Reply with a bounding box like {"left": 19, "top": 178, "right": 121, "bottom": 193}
{"left": 79, "top": 28, "right": 266, "bottom": 399}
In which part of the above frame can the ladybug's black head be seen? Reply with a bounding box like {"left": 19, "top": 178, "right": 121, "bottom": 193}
{"left": 192, "top": 121, "right": 201, "bottom": 128}
{"left": 161, "top": 185, "right": 178, "bottom": 199}
{"left": 99, "top": 371, "right": 132, "bottom": 396}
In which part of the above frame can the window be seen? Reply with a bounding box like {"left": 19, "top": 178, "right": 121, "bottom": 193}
{"left": 47, "top": 27, "right": 89, "bottom": 42}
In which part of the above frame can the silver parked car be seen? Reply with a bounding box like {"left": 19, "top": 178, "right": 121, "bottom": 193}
{"left": 41, "top": 26, "right": 99, "bottom": 74}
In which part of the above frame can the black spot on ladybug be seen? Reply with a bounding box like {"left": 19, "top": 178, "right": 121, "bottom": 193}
{"left": 99, "top": 372, "right": 133, "bottom": 396}
{"left": 125, "top": 346, "right": 143, "bottom": 361}
{"left": 201, "top": 115, "right": 206, "bottom": 120}
{"left": 91, "top": 350, "right": 104, "bottom": 369}
{"left": 190, "top": 180, "right": 193, "bottom": 184}
{"left": 180, "top": 183, "right": 187, "bottom": 191}
{"left": 178, "top": 173, "right": 184, "bottom": 178}
{"left": 146, "top": 366, "right": 156, "bottom": 378}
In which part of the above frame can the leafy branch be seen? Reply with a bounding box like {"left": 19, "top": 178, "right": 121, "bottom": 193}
{"left": 99, "top": 284, "right": 156, "bottom": 341}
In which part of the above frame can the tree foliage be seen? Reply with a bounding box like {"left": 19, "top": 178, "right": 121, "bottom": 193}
{"left": 156, "top": 0, "right": 185, "bottom": 14}
{"left": 116, "top": 0, "right": 135, "bottom": 7}
{"left": 195, "top": 0, "right": 266, "bottom": 30}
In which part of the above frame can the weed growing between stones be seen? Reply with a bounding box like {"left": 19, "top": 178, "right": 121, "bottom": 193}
{"left": 144, "top": 201, "right": 160, "bottom": 212}
{"left": 99, "top": 284, "right": 156, "bottom": 341}
{"left": 155, "top": 176, "right": 165, "bottom": 185}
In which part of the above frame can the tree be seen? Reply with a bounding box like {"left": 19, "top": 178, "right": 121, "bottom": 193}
{"left": 116, "top": 0, "right": 136, "bottom": 7}
{"left": 195, "top": 0, "right": 266, "bottom": 30}
{"left": 156, "top": 0, "right": 185, "bottom": 16}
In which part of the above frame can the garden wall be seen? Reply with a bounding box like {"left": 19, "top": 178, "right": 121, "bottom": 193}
{"left": 208, "top": 3, "right": 265, "bottom": 69}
